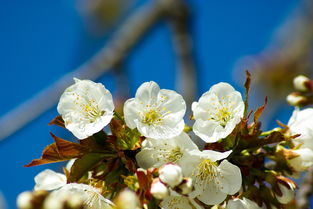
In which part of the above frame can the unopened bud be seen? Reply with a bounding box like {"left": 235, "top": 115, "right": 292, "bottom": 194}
{"left": 150, "top": 179, "right": 169, "bottom": 200}
{"left": 159, "top": 164, "right": 183, "bottom": 188}
{"left": 67, "top": 194, "right": 84, "bottom": 208}
{"left": 115, "top": 189, "right": 141, "bottom": 209}
{"left": 276, "top": 181, "right": 296, "bottom": 204}
{"left": 176, "top": 178, "right": 193, "bottom": 195}
{"left": 293, "top": 75, "right": 311, "bottom": 92}
{"left": 17, "top": 192, "right": 33, "bottom": 209}
{"left": 286, "top": 93, "right": 307, "bottom": 106}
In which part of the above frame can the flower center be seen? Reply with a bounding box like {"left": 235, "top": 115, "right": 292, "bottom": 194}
{"left": 167, "top": 147, "right": 183, "bottom": 163}
{"left": 193, "top": 159, "right": 219, "bottom": 185}
{"left": 142, "top": 109, "right": 162, "bottom": 125}
{"left": 215, "top": 107, "right": 231, "bottom": 127}
{"left": 82, "top": 103, "right": 105, "bottom": 123}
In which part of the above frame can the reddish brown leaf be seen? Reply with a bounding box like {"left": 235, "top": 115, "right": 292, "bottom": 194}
{"left": 254, "top": 97, "right": 268, "bottom": 122}
{"left": 25, "top": 133, "right": 89, "bottom": 167}
{"left": 51, "top": 133, "right": 89, "bottom": 157}
{"left": 48, "top": 115, "right": 65, "bottom": 128}
{"left": 244, "top": 71, "right": 252, "bottom": 117}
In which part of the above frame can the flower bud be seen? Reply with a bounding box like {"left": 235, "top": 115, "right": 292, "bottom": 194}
{"left": 293, "top": 75, "right": 311, "bottom": 92}
{"left": 286, "top": 93, "right": 307, "bottom": 107}
{"left": 159, "top": 164, "right": 183, "bottom": 188}
{"left": 276, "top": 180, "right": 296, "bottom": 204}
{"left": 150, "top": 179, "right": 169, "bottom": 200}
{"left": 176, "top": 178, "right": 193, "bottom": 195}
{"left": 17, "top": 192, "right": 33, "bottom": 209}
{"left": 115, "top": 189, "right": 141, "bottom": 209}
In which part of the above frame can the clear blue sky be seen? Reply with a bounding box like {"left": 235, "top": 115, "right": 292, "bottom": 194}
{"left": 0, "top": 0, "right": 302, "bottom": 208}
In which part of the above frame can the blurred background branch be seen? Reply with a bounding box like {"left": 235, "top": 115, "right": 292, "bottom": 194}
{"left": 0, "top": 0, "right": 197, "bottom": 140}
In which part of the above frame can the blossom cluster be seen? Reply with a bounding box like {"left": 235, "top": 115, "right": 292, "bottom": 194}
{"left": 18, "top": 74, "right": 313, "bottom": 209}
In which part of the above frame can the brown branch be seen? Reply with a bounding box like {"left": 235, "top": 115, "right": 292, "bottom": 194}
{"left": 297, "top": 167, "right": 313, "bottom": 209}
{"left": 0, "top": 0, "right": 170, "bottom": 140}
{"left": 166, "top": 0, "right": 198, "bottom": 108}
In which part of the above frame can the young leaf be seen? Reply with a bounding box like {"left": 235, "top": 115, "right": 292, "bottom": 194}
{"left": 48, "top": 115, "right": 65, "bottom": 128}
{"left": 24, "top": 133, "right": 88, "bottom": 167}
{"left": 244, "top": 71, "right": 252, "bottom": 117}
{"left": 254, "top": 97, "right": 268, "bottom": 122}
{"left": 68, "top": 153, "right": 112, "bottom": 182}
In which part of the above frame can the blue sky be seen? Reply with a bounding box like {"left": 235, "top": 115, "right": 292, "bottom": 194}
{"left": 0, "top": 0, "right": 301, "bottom": 208}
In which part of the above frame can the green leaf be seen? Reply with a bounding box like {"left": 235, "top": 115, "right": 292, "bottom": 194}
{"left": 68, "top": 152, "right": 114, "bottom": 182}
{"left": 110, "top": 118, "right": 142, "bottom": 150}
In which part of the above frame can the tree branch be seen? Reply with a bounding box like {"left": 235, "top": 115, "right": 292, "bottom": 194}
{"left": 0, "top": 0, "right": 168, "bottom": 140}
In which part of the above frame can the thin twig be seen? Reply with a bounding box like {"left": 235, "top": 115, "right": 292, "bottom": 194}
{"left": 297, "top": 167, "right": 313, "bottom": 209}
{"left": 0, "top": 0, "right": 166, "bottom": 140}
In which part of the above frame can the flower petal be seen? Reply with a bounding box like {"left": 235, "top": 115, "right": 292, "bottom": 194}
{"left": 135, "top": 81, "right": 160, "bottom": 105}
{"left": 217, "top": 160, "right": 242, "bottom": 195}
{"left": 196, "top": 181, "right": 227, "bottom": 205}
{"left": 34, "top": 169, "right": 66, "bottom": 191}
{"left": 123, "top": 98, "right": 140, "bottom": 129}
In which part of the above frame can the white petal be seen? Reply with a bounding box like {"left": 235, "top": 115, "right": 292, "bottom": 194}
{"left": 137, "top": 119, "right": 185, "bottom": 140}
{"left": 160, "top": 195, "right": 203, "bottom": 209}
{"left": 288, "top": 148, "right": 313, "bottom": 172}
{"left": 193, "top": 119, "right": 221, "bottom": 143}
{"left": 123, "top": 98, "right": 140, "bottom": 129}
{"left": 135, "top": 149, "right": 166, "bottom": 169}
{"left": 288, "top": 108, "right": 313, "bottom": 150}
{"left": 276, "top": 182, "right": 295, "bottom": 204}
{"left": 135, "top": 81, "right": 160, "bottom": 104}
{"left": 196, "top": 181, "right": 227, "bottom": 205}
{"left": 202, "top": 150, "right": 232, "bottom": 162}
{"left": 34, "top": 169, "right": 66, "bottom": 191}
{"left": 50, "top": 183, "right": 113, "bottom": 209}
{"left": 209, "top": 82, "right": 236, "bottom": 98}
{"left": 136, "top": 132, "right": 199, "bottom": 169}
{"left": 158, "top": 89, "right": 186, "bottom": 123}
{"left": 217, "top": 160, "right": 242, "bottom": 195}
{"left": 226, "top": 198, "right": 263, "bottom": 209}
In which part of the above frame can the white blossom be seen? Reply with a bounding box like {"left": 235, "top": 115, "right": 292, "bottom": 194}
{"left": 288, "top": 148, "right": 313, "bottom": 172}
{"left": 123, "top": 81, "right": 186, "bottom": 139}
{"left": 115, "top": 190, "right": 141, "bottom": 209}
{"left": 276, "top": 181, "right": 296, "bottom": 204}
{"left": 48, "top": 183, "right": 113, "bottom": 209}
{"left": 159, "top": 164, "right": 183, "bottom": 188}
{"left": 177, "top": 178, "right": 193, "bottom": 195}
{"left": 181, "top": 149, "right": 242, "bottom": 205}
{"left": 150, "top": 179, "right": 169, "bottom": 200}
{"left": 135, "top": 132, "right": 199, "bottom": 169}
{"left": 288, "top": 108, "right": 313, "bottom": 150}
{"left": 57, "top": 78, "right": 114, "bottom": 139}
{"left": 160, "top": 192, "right": 203, "bottom": 209}
{"left": 192, "top": 82, "right": 244, "bottom": 143}
{"left": 16, "top": 192, "right": 32, "bottom": 209}
{"left": 226, "top": 197, "right": 263, "bottom": 209}
{"left": 293, "top": 75, "right": 310, "bottom": 92}
{"left": 34, "top": 169, "right": 66, "bottom": 191}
